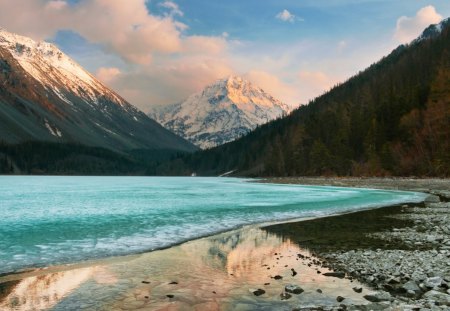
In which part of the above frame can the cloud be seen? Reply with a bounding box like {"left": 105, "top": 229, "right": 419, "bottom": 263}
{"left": 394, "top": 6, "right": 443, "bottom": 44}
{"left": 0, "top": 0, "right": 186, "bottom": 64}
{"left": 244, "top": 70, "right": 300, "bottom": 109}
{"left": 159, "top": 1, "right": 183, "bottom": 17}
{"left": 297, "top": 71, "right": 339, "bottom": 103}
{"left": 0, "top": 0, "right": 398, "bottom": 114}
{"left": 103, "top": 57, "right": 234, "bottom": 111}
{"left": 96, "top": 67, "right": 121, "bottom": 84}
{"left": 276, "top": 9, "right": 296, "bottom": 23}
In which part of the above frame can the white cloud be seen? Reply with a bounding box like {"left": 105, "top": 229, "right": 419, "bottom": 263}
{"left": 394, "top": 6, "right": 443, "bottom": 44}
{"left": 96, "top": 67, "right": 121, "bottom": 84}
{"left": 0, "top": 0, "right": 189, "bottom": 64}
{"left": 276, "top": 9, "right": 296, "bottom": 23}
{"left": 159, "top": 1, "right": 183, "bottom": 17}
{"left": 0, "top": 0, "right": 402, "bottom": 113}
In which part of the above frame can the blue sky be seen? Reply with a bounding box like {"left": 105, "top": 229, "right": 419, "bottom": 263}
{"left": 1, "top": 0, "right": 449, "bottom": 111}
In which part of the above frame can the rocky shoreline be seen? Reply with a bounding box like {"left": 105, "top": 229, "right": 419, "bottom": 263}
{"left": 264, "top": 178, "right": 450, "bottom": 310}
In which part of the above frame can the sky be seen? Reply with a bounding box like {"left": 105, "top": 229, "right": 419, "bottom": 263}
{"left": 0, "top": 0, "right": 449, "bottom": 112}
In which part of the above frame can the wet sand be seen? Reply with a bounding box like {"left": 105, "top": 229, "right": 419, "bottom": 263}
{"left": 1, "top": 177, "right": 448, "bottom": 310}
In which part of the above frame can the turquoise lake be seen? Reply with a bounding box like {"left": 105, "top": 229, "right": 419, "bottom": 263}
{"left": 0, "top": 176, "right": 427, "bottom": 274}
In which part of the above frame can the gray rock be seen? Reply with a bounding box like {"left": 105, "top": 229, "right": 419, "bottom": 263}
{"left": 423, "top": 290, "right": 450, "bottom": 306}
{"left": 336, "top": 296, "right": 345, "bottom": 302}
{"left": 424, "top": 277, "right": 443, "bottom": 289}
{"left": 285, "top": 284, "right": 304, "bottom": 295}
{"left": 363, "top": 291, "right": 391, "bottom": 302}
{"left": 352, "top": 287, "right": 363, "bottom": 293}
{"left": 402, "top": 280, "right": 421, "bottom": 294}
{"left": 406, "top": 290, "right": 416, "bottom": 297}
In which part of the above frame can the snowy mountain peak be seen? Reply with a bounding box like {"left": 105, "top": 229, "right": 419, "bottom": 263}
{"left": 0, "top": 28, "right": 125, "bottom": 107}
{"left": 151, "top": 76, "right": 291, "bottom": 149}
{"left": 0, "top": 28, "right": 196, "bottom": 152}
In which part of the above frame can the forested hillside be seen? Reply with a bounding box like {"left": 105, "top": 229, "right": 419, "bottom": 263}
{"left": 157, "top": 20, "right": 450, "bottom": 177}
{"left": 0, "top": 141, "right": 185, "bottom": 175}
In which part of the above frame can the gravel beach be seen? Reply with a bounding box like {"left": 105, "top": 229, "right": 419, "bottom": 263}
{"left": 263, "top": 177, "right": 450, "bottom": 310}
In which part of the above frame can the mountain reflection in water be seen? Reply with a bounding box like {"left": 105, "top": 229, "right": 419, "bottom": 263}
{"left": 0, "top": 227, "right": 372, "bottom": 311}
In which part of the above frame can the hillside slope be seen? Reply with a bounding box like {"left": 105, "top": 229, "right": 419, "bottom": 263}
{"left": 158, "top": 19, "right": 450, "bottom": 177}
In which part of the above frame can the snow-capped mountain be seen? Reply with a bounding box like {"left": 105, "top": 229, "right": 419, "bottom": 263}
{"left": 0, "top": 28, "right": 196, "bottom": 152}
{"left": 150, "top": 76, "right": 291, "bottom": 149}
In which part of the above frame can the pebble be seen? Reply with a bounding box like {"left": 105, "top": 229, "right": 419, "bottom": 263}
{"left": 252, "top": 289, "right": 266, "bottom": 296}
{"left": 285, "top": 284, "right": 304, "bottom": 294}
{"left": 336, "top": 296, "right": 345, "bottom": 302}
{"left": 280, "top": 292, "right": 292, "bottom": 300}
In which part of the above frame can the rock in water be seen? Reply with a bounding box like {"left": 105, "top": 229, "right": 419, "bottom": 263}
{"left": 280, "top": 292, "right": 292, "bottom": 300}
{"left": 323, "top": 271, "right": 345, "bottom": 278}
{"left": 273, "top": 275, "right": 283, "bottom": 280}
{"left": 252, "top": 289, "right": 266, "bottom": 296}
{"left": 285, "top": 284, "right": 304, "bottom": 294}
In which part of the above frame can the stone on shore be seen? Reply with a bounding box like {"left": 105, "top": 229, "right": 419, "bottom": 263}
{"left": 402, "top": 280, "right": 421, "bottom": 295}
{"left": 423, "top": 290, "right": 450, "bottom": 306}
{"left": 423, "top": 276, "right": 443, "bottom": 289}
{"left": 322, "top": 271, "right": 345, "bottom": 278}
{"left": 363, "top": 291, "right": 391, "bottom": 302}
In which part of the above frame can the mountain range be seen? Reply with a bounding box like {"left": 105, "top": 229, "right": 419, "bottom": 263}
{"left": 150, "top": 76, "right": 290, "bottom": 149}
{"left": 0, "top": 18, "right": 449, "bottom": 177}
{"left": 155, "top": 18, "right": 450, "bottom": 177}
{"left": 0, "top": 28, "right": 196, "bottom": 153}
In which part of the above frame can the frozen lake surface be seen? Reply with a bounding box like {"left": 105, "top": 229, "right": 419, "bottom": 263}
{"left": 0, "top": 176, "right": 427, "bottom": 274}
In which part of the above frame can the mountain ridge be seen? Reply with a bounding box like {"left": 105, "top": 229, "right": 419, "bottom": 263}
{"left": 0, "top": 28, "right": 197, "bottom": 153}
{"left": 150, "top": 76, "right": 291, "bottom": 149}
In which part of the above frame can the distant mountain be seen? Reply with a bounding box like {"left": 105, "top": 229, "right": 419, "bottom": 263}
{"left": 150, "top": 76, "right": 290, "bottom": 149}
{"left": 0, "top": 29, "right": 196, "bottom": 153}
{"left": 156, "top": 18, "right": 450, "bottom": 177}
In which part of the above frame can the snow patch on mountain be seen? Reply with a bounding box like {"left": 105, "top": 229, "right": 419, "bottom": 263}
{"left": 0, "top": 28, "right": 134, "bottom": 112}
{"left": 151, "top": 76, "right": 291, "bottom": 149}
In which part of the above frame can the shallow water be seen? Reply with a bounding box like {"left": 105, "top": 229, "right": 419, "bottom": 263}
{"left": 0, "top": 176, "right": 426, "bottom": 274}
{"left": 0, "top": 227, "right": 375, "bottom": 311}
